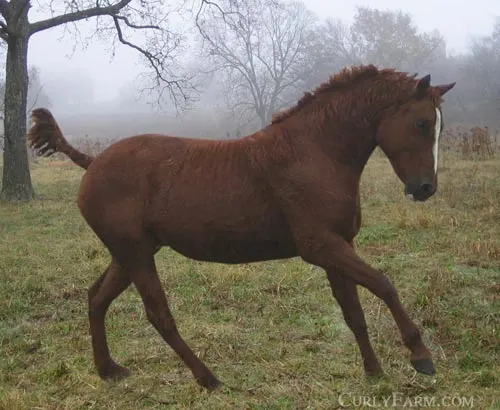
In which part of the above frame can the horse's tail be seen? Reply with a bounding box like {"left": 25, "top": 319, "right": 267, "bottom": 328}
{"left": 27, "top": 108, "right": 94, "bottom": 170}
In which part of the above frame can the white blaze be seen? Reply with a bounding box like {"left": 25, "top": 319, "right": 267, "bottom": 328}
{"left": 433, "top": 107, "right": 442, "bottom": 174}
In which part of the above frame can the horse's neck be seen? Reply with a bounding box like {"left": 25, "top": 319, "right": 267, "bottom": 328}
{"left": 256, "top": 79, "right": 405, "bottom": 174}
{"left": 329, "top": 132, "right": 377, "bottom": 177}
{"left": 314, "top": 84, "right": 404, "bottom": 175}
{"left": 308, "top": 112, "right": 378, "bottom": 177}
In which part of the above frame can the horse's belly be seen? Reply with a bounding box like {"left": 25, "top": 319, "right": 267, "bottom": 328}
{"left": 165, "top": 230, "right": 297, "bottom": 264}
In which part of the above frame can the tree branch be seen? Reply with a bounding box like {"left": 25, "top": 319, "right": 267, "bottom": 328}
{"left": 27, "top": 84, "right": 44, "bottom": 112}
{"left": 113, "top": 15, "right": 160, "bottom": 31}
{"left": 195, "top": 0, "right": 242, "bottom": 27}
{"left": 111, "top": 15, "right": 190, "bottom": 109}
{"left": 28, "top": 0, "right": 132, "bottom": 36}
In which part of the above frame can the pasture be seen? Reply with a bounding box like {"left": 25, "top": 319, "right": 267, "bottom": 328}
{"left": 0, "top": 146, "right": 498, "bottom": 409}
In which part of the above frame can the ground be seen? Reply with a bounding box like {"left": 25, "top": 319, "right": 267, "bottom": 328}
{"left": 0, "top": 150, "right": 498, "bottom": 409}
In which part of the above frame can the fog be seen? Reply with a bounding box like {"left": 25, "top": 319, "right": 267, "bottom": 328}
{"left": 5, "top": 0, "right": 500, "bottom": 140}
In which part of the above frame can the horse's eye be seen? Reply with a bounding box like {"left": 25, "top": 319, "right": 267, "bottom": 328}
{"left": 415, "top": 119, "right": 428, "bottom": 132}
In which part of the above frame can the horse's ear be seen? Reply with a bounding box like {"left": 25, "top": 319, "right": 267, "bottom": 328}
{"left": 435, "top": 82, "right": 456, "bottom": 96}
{"left": 415, "top": 74, "right": 431, "bottom": 97}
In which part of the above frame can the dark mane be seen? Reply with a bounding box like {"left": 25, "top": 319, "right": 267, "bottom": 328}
{"left": 272, "top": 65, "right": 382, "bottom": 124}
{"left": 271, "top": 64, "right": 421, "bottom": 124}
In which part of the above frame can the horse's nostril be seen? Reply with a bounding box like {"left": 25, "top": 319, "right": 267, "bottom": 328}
{"left": 421, "top": 183, "right": 434, "bottom": 194}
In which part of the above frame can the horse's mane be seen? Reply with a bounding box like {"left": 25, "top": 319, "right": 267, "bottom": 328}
{"left": 271, "top": 65, "right": 419, "bottom": 124}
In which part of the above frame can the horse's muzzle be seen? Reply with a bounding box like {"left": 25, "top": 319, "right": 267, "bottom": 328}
{"left": 405, "top": 181, "right": 436, "bottom": 202}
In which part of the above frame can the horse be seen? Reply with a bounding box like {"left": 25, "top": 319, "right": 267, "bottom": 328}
{"left": 27, "top": 64, "right": 455, "bottom": 390}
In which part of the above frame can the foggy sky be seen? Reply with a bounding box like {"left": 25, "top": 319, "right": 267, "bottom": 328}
{"left": 27, "top": 0, "right": 500, "bottom": 103}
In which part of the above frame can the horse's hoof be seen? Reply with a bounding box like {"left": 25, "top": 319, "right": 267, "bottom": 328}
{"left": 197, "top": 373, "right": 223, "bottom": 391}
{"left": 98, "top": 363, "right": 131, "bottom": 381}
{"left": 411, "top": 358, "right": 436, "bottom": 375}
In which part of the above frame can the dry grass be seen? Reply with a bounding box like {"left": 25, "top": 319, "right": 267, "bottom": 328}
{"left": 459, "top": 127, "right": 496, "bottom": 160}
{"left": 441, "top": 125, "right": 497, "bottom": 160}
{"left": 0, "top": 147, "right": 499, "bottom": 409}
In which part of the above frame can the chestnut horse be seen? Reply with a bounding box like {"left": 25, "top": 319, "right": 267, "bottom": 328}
{"left": 28, "top": 65, "right": 455, "bottom": 390}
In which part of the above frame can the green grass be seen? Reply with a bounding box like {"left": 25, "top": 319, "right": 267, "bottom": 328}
{"left": 0, "top": 151, "right": 499, "bottom": 409}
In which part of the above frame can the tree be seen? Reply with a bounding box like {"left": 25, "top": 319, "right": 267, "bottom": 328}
{"left": 0, "top": 65, "right": 51, "bottom": 149}
{"left": 26, "top": 66, "right": 51, "bottom": 110}
{"left": 321, "top": 7, "right": 442, "bottom": 72}
{"left": 463, "top": 17, "right": 500, "bottom": 110}
{"left": 0, "top": 0, "right": 197, "bottom": 201}
{"left": 296, "top": 24, "right": 346, "bottom": 94}
{"left": 196, "top": 0, "right": 318, "bottom": 129}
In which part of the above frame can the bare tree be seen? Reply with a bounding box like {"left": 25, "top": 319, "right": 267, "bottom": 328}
{"left": 0, "top": 0, "right": 198, "bottom": 201}
{"left": 26, "top": 66, "right": 51, "bottom": 111}
{"left": 321, "top": 7, "right": 442, "bottom": 72}
{"left": 196, "top": 0, "right": 318, "bottom": 129}
{"left": 464, "top": 18, "right": 500, "bottom": 106}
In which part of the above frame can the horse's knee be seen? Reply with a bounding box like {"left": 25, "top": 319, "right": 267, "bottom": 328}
{"left": 88, "top": 277, "right": 104, "bottom": 305}
{"left": 88, "top": 285, "right": 112, "bottom": 319}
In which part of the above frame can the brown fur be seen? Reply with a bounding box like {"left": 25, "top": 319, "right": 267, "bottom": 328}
{"left": 27, "top": 64, "right": 455, "bottom": 390}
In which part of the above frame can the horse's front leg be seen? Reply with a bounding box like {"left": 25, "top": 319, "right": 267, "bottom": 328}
{"left": 298, "top": 231, "right": 434, "bottom": 376}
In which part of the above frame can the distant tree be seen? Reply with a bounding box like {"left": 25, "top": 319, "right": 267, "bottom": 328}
{"left": 297, "top": 24, "right": 346, "bottom": 93}
{"left": 196, "top": 0, "right": 319, "bottom": 129}
{"left": 321, "top": 7, "right": 442, "bottom": 72}
{"left": 26, "top": 66, "right": 51, "bottom": 111}
{"left": 463, "top": 17, "right": 500, "bottom": 110}
{"left": 0, "top": 0, "right": 198, "bottom": 201}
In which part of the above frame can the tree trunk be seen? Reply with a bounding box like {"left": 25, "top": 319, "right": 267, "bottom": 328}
{"left": 0, "top": 33, "right": 34, "bottom": 201}
{"left": 257, "top": 106, "right": 267, "bottom": 129}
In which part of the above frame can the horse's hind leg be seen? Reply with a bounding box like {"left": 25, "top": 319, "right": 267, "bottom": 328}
{"left": 88, "top": 259, "right": 132, "bottom": 379}
{"left": 326, "top": 270, "right": 382, "bottom": 376}
{"left": 129, "top": 255, "right": 221, "bottom": 390}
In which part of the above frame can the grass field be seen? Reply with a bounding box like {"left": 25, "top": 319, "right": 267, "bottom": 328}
{"left": 0, "top": 150, "right": 499, "bottom": 409}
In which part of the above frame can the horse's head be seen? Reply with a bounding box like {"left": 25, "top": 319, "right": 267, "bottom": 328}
{"left": 376, "top": 75, "right": 455, "bottom": 202}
